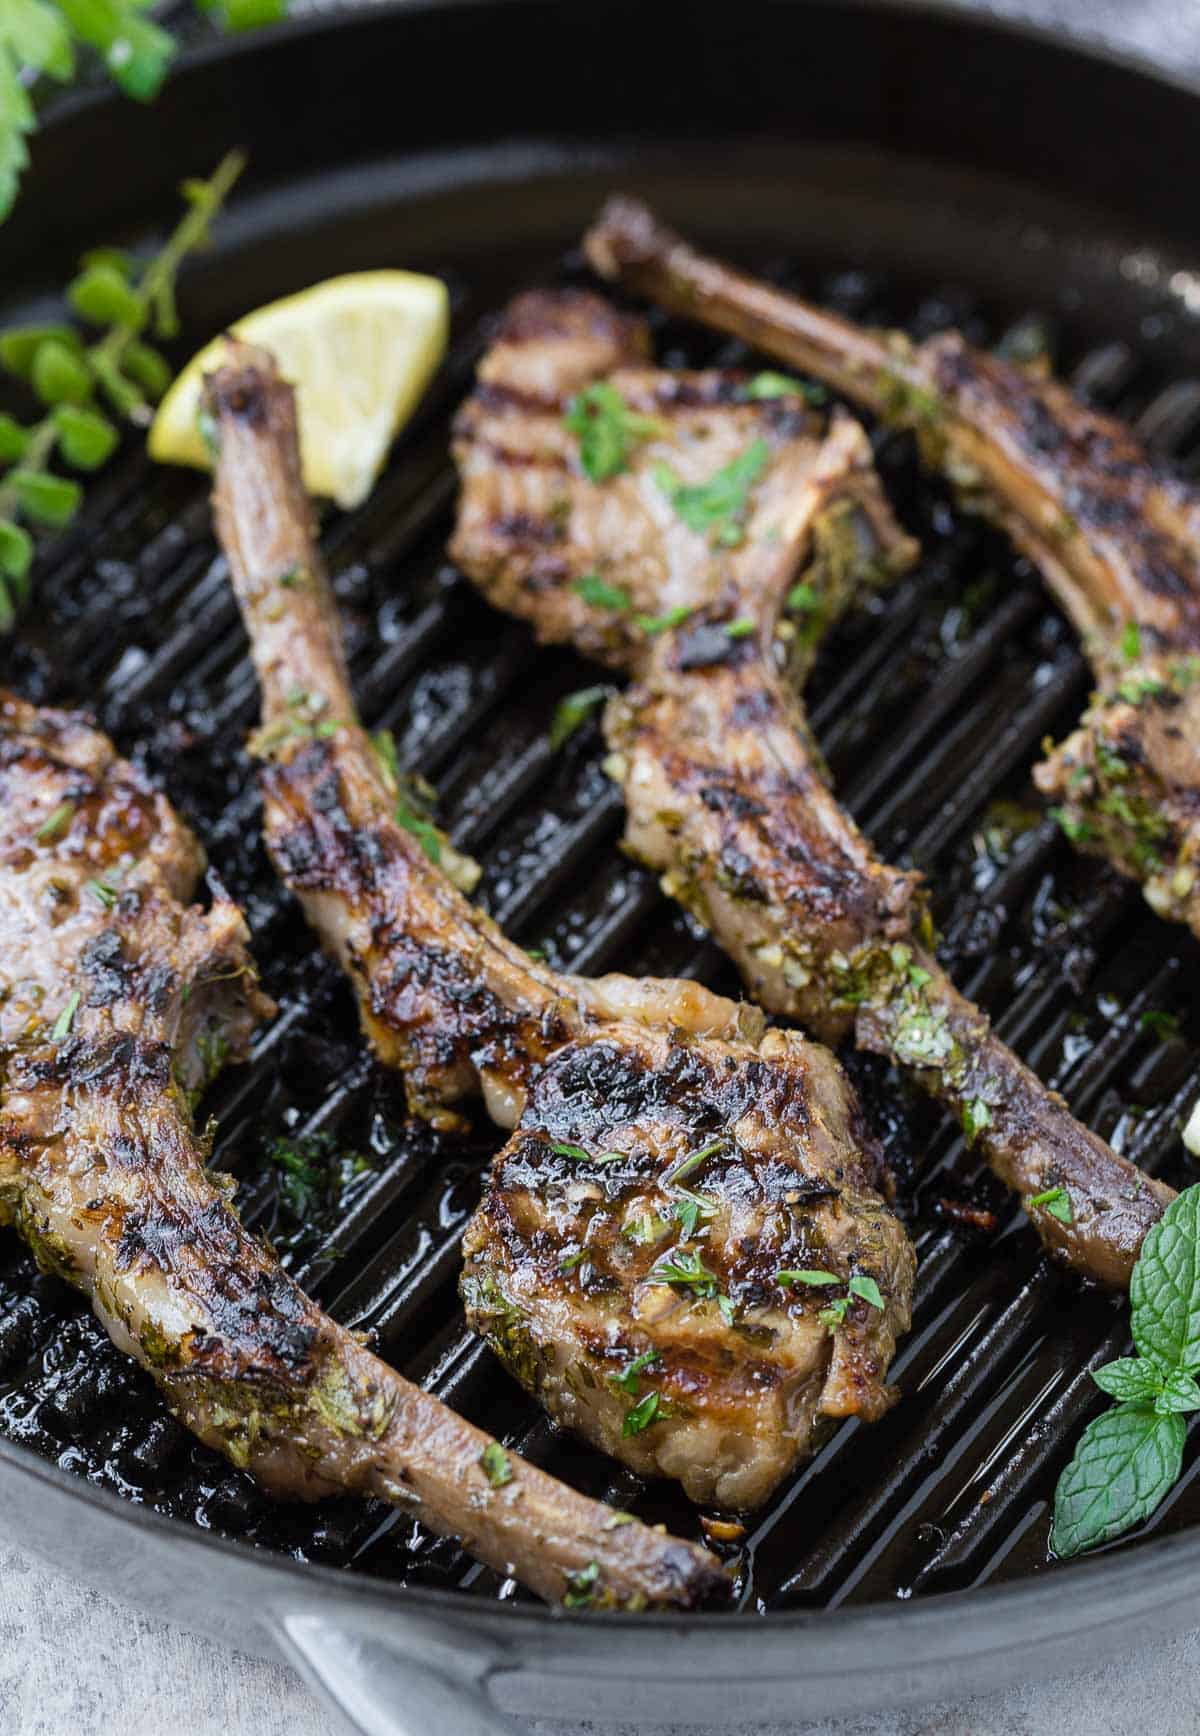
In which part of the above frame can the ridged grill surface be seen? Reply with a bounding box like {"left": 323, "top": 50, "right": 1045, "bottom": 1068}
{"left": 1, "top": 241, "right": 1199, "bottom": 1615}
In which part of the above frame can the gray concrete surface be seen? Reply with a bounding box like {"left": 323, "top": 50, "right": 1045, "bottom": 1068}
{"left": 4, "top": 2, "right": 1200, "bottom": 1734}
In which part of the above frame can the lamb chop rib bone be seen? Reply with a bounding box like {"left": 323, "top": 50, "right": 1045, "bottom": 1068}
{"left": 448, "top": 288, "right": 1172, "bottom": 1288}
{"left": 585, "top": 195, "right": 1200, "bottom": 943}
{"left": 0, "top": 696, "right": 731, "bottom": 1608}
{"left": 205, "top": 344, "right": 915, "bottom": 1513}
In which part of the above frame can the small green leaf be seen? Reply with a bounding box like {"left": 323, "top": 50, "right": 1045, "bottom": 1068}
{"left": 549, "top": 684, "right": 610, "bottom": 751}
{"left": 610, "top": 1349, "right": 661, "bottom": 1396}
{"left": 1120, "top": 621, "right": 1141, "bottom": 663}
{"left": 1051, "top": 1404, "right": 1184, "bottom": 1558}
{"left": 1129, "top": 1185, "right": 1200, "bottom": 1374}
{"left": 744, "top": 371, "right": 827, "bottom": 405}
{"left": 786, "top": 581, "right": 818, "bottom": 613}
{"left": 34, "top": 799, "right": 74, "bottom": 842}
{"left": 725, "top": 616, "right": 756, "bottom": 639}
{"left": 653, "top": 438, "right": 770, "bottom": 548}
{"left": 573, "top": 573, "right": 631, "bottom": 611}
{"left": 1156, "top": 1368, "right": 1200, "bottom": 1416}
{"left": 961, "top": 1097, "right": 993, "bottom": 1145}
{"left": 635, "top": 603, "right": 694, "bottom": 637}
{"left": 777, "top": 1268, "right": 841, "bottom": 1288}
{"left": 1029, "top": 1184, "right": 1073, "bottom": 1224}
{"left": 2, "top": 0, "right": 76, "bottom": 78}
{"left": 53, "top": 405, "right": 119, "bottom": 470}
{"left": 622, "top": 1391, "right": 662, "bottom": 1437}
{"left": 563, "top": 381, "right": 662, "bottom": 482}
{"left": 0, "top": 518, "right": 32, "bottom": 583}
{"left": 121, "top": 338, "right": 172, "bottom": 399}
{"left": 31, "top": 338, "right": 93, "bottom": 406}
{"left": 550, "top": 1141, "right": 590, "bottom": 1162}
{"left": 0, "top": 414, "right": 30, "bottom": 463}
{"left": 819, "top": 1296, "right": 850, "bottom": 1331}
{"left": 848, "top": 1274, "right": 885, "bottom": 1310}
{"left": 51, "top": 988, "right": 81, "bottom": 1041}
{"left": 68, "top": 262, "right": 146, "bottom": 331}
{"left": 9, "top": 469, "right": 82, "bottom": 528}
{"left": 1091, "top": 1358, "right": 1164, "bottom": 1405}
{"left": 478, "top": 1441, "right": 513, "bottom": 1489}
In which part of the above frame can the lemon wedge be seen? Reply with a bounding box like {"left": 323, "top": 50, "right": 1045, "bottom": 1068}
{"left": 148, "top": 270, "right": 449, "bottom": 509}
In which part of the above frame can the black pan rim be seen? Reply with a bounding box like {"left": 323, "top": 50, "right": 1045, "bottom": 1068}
{"left": 7, "top": 0, "right": 1200, "bottom": 1654}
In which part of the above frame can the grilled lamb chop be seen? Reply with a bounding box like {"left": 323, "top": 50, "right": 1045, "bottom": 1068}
{"left": 584, "top": 196, "right": 1200, "bottom": 941}
{"left": 0, "top": 690, "right": 728, "bottom": 1609}
{"left": 449, "top": 288, "right": 1173, "bottom": 1287}
{"left": 204, "top": 343, "right": 915, "bottom": 1507}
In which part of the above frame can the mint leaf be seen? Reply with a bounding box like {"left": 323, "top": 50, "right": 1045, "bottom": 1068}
{"left": 1129, "top": 1185, "right": 1200, "bottom": 1373}
{"left": 1156, "top": 1368, "right": 1200, "bottom": 1416}
{"left": 1091, "top": 1358, "right": 1163, "bottom": 1406}
{"left": 1051, "top": 1405, "right": 1184, "bottom": 1559}
{"left": 563, "top": 382, "right": 661, "bottom": 483}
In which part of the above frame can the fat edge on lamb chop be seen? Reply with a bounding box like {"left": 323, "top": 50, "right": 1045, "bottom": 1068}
{"left": 448, "top": 287, "right": 1173, "bottom": 1288}
{"left": 0, "top": 690, "right": 728, "bottom": 1609}
{"left": 203, "top": 342, "right": 915, "bottom": 1510}
{"left": 584, "top": 195, "right": 1200, "bottom": 943}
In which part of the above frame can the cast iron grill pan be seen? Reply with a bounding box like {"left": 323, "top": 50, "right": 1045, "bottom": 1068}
{"left": 5, "top": 0, "right": 1200, "bottom": 1674}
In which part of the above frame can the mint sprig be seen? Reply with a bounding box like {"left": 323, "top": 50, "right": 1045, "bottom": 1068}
{"left": 1052, "top": 1185, "right": 1200, "bottom": 1557}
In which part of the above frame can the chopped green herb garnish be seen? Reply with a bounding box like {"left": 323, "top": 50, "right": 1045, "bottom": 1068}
{"left": 563, "top": 382, "right": 663, "bottom": 482}
{"left": 371, "top": 728, "right": 445, "bottom": 867}
{"left": 652, "top": 438, "right": 770, "bottom": 548}
{"left": 725, "top": 616, "right": 756, "bottom": 639}
{"left": 85, "top": 877, "right": 118, "bottom": 909}
{"left": 624, "top": 1211, "right": 670, "bottom": 1245}
{"left": 664, "top": 1138, "right": 725, "bottom": 1187}
{"left": 961, "top": 1098, "right": 993, "bottom": 1145}
{"left": 777, "top": 1268, "right": 841, "bottom": 1288}
{"left": 35, "top": 800, "right": 74, "bottom": 842}
{"left": 1029, "top": 1185, "right": 1073, "bottom": 1224}
{"left": 1053, "top": 1184, "right": 1200, "bottom": 1556}
{"left": 622, "top": 1391, "right": 662, "bottom": 1437}
{"left": 563, "top": 1560, "right": 602, "bottom": 1609}
{"left": 559, "top": 1247, "right": 589, "bottom": 1274}
{"left": 743, "top": 371, "right": 827, "bottom": 404}
{"left": 610, "top": 1349, "right": 662, "bottom": 1396}
{"left": 1049, "top": 806, "right": 1094, "bottom": 845}
{"left": 786, "top": 582, "right": 818, "bottom": 614}
{"left": 1139, "top": 1009, "right": 1182, "bottom": 1041}
{"left": 549, "top": 684, "right": 610, "bottom": 750}
{"left": 819, "top": 1297, "right": 850, "bottom": 1332}
{"left": 1121, "top": 621, "right": 1142, "bottom": 662}
{"left": 848, "top": 1275, "right": 885, "bottom": 1310}
{"left": 573, "top": 573, "right": 632, "bottom": 611}
{"left": 672, "top": 1190, "right": 717, "bottom": 1239}
{"left": 551, "top": 1141, "right": 590, "bottom": 1162}
{"left": 51, "top": 989, "right": 80, "bottom": 1040}
{"left": 479, "top": 1441, "right": 514, "bottom": 1489}
{"left": 634, "top": 603, "right": 694, "bottom": 637}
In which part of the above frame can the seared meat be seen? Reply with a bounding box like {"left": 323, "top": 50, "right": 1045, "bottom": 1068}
{"left": 464, "top": 1022, "right": 911, "bottom": 1508}
{"left": 0, "top": 691, "right": 727, "bottom": 1610}
{"left": 449, "top": 289, "right": 1173, "bottom": 1287}
{"left": 205, "top": 344, "right": 915, "bottom": 1506}
{"left": 584, "top": 196, "right": 1200, "bottom": 940}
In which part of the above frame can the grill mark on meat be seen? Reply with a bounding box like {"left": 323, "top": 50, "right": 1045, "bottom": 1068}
{"left": 206, "top": 341, "right": 915, "bottom": 1511}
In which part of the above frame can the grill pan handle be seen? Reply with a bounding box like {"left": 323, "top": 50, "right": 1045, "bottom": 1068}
{"left": 270, "top": 1606, "right": 524, "bottom": 1736}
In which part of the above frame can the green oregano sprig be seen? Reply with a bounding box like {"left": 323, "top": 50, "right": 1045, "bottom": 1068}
{"left": 0, "top": 148, "right": 244, "bottom": 627}
{"left": 1052, "top": 1184, "right": 1200, "bottom": 1557}
{"left": 0, "top": 2, "right": 281, "bottom": 223}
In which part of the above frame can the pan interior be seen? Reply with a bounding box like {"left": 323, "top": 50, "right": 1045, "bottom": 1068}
{"left": 4, "top": 110, "right": 1200, "bottom": 1615}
